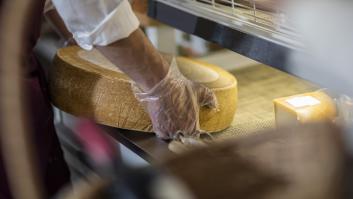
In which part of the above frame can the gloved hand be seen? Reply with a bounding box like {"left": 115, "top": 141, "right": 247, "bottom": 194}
{"left": 133, "top": 58, "right": 218, "bottom": 140}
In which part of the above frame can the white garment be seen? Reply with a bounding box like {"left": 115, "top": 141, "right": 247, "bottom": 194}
{"left": 51, "top": 0, "right": 139, "bottom": 50}
{"left": 44, "top": 0, "right": 55, "bottom": 13}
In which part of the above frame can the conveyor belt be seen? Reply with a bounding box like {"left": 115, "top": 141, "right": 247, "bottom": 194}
{"left": 216, "top": 64, "right": 317, "bottom": 139}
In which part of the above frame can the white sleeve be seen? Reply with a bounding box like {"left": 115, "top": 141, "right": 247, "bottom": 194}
{"left": 52, "top": 0, "right": 140, "bottom": 50}
{"left": 44, "top": 0, "right": 55, "bottom": 13}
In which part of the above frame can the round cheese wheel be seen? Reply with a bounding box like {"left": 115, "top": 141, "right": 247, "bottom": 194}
{"left": 49, "top": 46, "right": 237, "bottom": 133}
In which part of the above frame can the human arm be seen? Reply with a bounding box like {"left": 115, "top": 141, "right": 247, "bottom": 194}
{"left": 50, "top": 0, "right": 217, "bottom": 139}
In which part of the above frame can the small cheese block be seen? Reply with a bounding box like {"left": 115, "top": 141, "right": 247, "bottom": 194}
{"left": 49, "top": 46, "right": 238, "bottom": 133}
{"left": 274, "top": 91, "right": 337, "bottom": 128}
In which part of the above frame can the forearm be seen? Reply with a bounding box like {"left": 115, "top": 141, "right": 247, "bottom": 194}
{"left": 96, "top": 29, "right": 169, "bottom": 91}
{"left": 45, "top": 8, "right": 166, "bottom": 90}
{"left": 49, "top": 0, "right": 167, "bottom": 90}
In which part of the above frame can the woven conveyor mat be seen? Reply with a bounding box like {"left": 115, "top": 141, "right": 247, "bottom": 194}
{"left": 214, "top": 64, "right": 317, "bottom": 140}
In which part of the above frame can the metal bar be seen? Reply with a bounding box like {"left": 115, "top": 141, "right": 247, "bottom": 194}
{"left": 148, "top": 0, "right": 295, "bottom": 71}
{"left": 102, "top": 126, "right": 175, "bottom": 163}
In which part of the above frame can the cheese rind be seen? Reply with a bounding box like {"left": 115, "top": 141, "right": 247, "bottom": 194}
{"left": 274, "top": 91, "right": 337, "bottom": 128}
{"left": 49, "top": 46, "right": 238, "bottom": 133}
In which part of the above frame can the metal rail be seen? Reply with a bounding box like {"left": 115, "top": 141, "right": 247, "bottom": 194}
{"left": 148, "top": 0, "right": 304, "bottom": 72}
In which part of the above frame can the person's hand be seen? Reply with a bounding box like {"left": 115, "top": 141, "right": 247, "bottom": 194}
{"left": 133, "top": 58, "right": 218, "bottom": 140}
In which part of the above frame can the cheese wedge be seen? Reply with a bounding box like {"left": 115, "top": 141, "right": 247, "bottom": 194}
{"left": 274, "top": 91, "right": 337, "bottom": 128}
{"left": 49, "top": 46, "right": 238, "bottom": 133}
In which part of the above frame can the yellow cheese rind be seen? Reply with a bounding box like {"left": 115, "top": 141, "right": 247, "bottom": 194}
{"left": 49, "top": 46, "right": 238, "bottom": 133}
{"left": 274, "top": 91, "right": 337, "bottom": 127}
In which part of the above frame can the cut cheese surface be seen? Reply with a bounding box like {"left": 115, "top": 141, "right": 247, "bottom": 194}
{"left": 274, "top": 90, "right": 337, "bottom": 128}
{"left": 50, "top": 46, "right": 238, "bottom": 133}
{"left": 286, "top": 96, "right": 321, "bottom": 108}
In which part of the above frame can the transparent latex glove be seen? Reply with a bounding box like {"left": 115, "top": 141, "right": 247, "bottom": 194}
{"left": 133, "top": 58, "right": 218, "bottom": 140}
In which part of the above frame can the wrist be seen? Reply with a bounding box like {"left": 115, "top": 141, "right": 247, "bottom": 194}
{"left": 138, "top": 54, "right": 169, "bottom": 91}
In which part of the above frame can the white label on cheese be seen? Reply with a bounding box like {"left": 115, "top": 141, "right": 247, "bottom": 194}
{"left": 286, "top": 96, "right": 321, "bottom": 108}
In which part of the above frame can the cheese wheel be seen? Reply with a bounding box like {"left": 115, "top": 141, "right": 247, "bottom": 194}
{"left": 49, "top": 46, "right": 238, "bottom": 133}
{"left": 273, "top": 90, "right": 337, "bottom": 128}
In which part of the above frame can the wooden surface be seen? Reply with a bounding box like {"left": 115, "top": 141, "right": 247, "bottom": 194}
{"left": 215, "top": 64, "right": 317, "bottom": 139}
{"left": 103, "top": 64, "right": 317, "bottom": 162}
{"left": 50, "top": 46, "right": 238, "bottom": 134}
